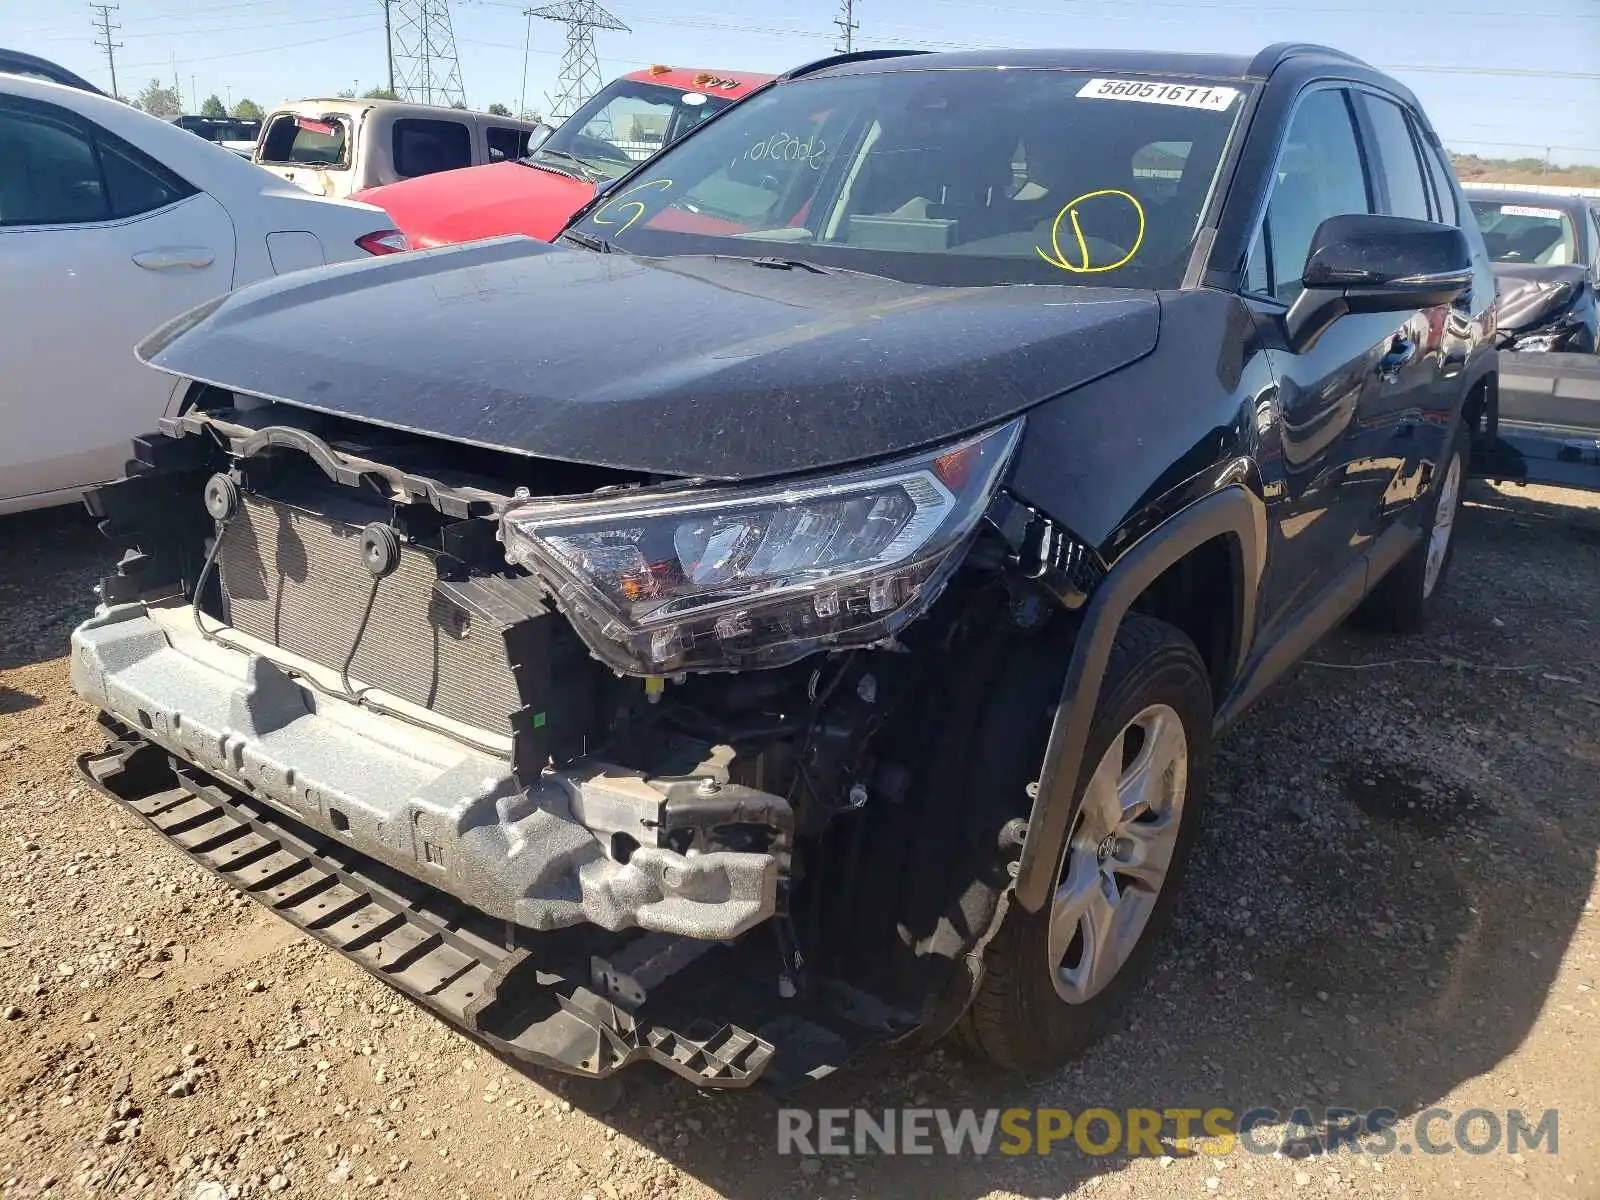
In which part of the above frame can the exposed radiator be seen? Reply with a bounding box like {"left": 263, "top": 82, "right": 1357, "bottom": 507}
{"left": 218, "top": 494, "right": 520, "bottom": 735}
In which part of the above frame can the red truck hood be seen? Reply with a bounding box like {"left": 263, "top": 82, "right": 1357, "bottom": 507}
{"left": 354, "top": 160, "right": 595, "bottom": 247}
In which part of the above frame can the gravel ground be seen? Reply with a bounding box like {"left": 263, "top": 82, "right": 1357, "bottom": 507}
{"left": 1, "top": 481, "right": 1596, "bottom": 1200}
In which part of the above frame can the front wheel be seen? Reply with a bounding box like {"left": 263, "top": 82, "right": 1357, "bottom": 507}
{"left": 960, "top": 614, "right": 1211, "bottom": 1073}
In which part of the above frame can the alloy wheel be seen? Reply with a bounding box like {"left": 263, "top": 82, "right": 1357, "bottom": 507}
{"left": 1423, "top": 452, "right": 1464, "bottom": 600}
{"left": 1048, "top": 703, "right": 1189, "bottom": 1004}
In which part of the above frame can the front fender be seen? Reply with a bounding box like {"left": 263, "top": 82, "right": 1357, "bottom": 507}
{"left": 1012, "top": 484, "right": 1266, "bottom": 911}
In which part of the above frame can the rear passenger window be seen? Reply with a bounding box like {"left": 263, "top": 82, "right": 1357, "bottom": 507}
{"left": 1248, "top": 88, "right": 1372, "bottom": 302}
{"left": 393, "top": 118, "right": 472, "bottom": 178}
{"left": 1419, "top": 137, "right": 1458, "bottom": 225}
{"left": 99, "top": 137, "right": 190, "bottom": 218}
{"left": 486, "top": 126, "right": 530, "bottom": 162}
{"left": 260, "top": 114, "right": 348, "bottom": 166}
{"left": 1363, "top": 96, "right": 1432, "bottom": 222}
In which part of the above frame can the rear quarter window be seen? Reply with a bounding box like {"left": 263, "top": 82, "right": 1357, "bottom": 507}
{"left": 259, "top": 114, "right": 348, "bottom": 166}
{"left": 392, "top": 118, "right": 472, "bottom": 178}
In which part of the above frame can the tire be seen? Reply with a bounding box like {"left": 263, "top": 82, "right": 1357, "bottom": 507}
{"left": 959, "top": 614, "right": 1211, "bottom": 1074}
{"left": 1356, "top": 421, "right": 1469, "bottom": 635}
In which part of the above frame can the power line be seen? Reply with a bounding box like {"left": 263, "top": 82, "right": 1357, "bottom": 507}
{"left": 90, "top": 4, "right": 122, "bottom": 99}
{"left": 119, "top": 26, "right": 380, "bottom": 70}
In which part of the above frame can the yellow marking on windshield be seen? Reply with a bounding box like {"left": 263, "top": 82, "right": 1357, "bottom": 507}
{"left": 592, "top": 178, "right": 674, "bottom": 236}
{"left": 1036, "top": 188, "right": 1146, "bottom": 274}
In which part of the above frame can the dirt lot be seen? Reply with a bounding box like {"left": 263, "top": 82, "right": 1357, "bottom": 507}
{"left": 1, "top": 481, "right": 1596, "bottom": 1200}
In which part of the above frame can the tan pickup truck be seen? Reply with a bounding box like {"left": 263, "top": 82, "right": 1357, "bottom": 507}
{"left": 254, "top": 98, "right": 544, "bottom": 200}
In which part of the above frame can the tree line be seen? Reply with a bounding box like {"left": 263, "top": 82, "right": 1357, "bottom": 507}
{"left": 130, "top": 79, "right": 528, "bottom": 122}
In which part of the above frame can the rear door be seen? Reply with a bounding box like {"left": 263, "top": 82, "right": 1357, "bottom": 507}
{"left": 0, "top": 94, "right": 236, "bottom": 510}
{"left": 1350, "top": 90, "right": 1466, "bottom": 520}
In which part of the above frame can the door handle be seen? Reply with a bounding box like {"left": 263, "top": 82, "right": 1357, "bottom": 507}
{"left": 132, "top": 247, "right": 216, "bottom": 270}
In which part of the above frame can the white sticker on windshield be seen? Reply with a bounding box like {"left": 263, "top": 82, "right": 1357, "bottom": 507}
{"left": 1501, "top": 204, "right": 1563, "bottom": 220}
{"left": 1076, "top": 78, "right": 1239, "bottom": 111}
{"left": 681, "top": 92, "right": 708, "bottom": 107}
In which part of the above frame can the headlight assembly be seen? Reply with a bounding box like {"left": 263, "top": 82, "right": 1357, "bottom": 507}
{"left": 501, "top": 418, "right": 1024, "bottom": 674}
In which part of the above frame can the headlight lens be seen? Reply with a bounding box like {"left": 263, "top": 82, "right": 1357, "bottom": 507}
{"left": 501, "top": 419, "right": 1023, "bottom": 674}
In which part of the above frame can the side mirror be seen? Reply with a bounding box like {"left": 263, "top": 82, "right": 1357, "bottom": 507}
{"left": 1285, "top": 214, "right": 1473, "bottom": 352}
{"left": 526, "top": 122, "right": 556, "bottom": 153}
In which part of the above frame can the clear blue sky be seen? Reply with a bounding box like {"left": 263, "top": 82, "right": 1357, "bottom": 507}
{"left": 5, "top": 0, "right": 1598, "bottom": 164}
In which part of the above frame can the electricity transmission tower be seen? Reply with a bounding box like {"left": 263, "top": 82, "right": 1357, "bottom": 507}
{"left": 531, "top": 1, "right": 629, "bottom": 123}
{"left": 390, "top": 0, "right": 466, "bottom": 107}
{"left": 90, "top": 4, "right": 122, "bottom": 100}
{"left": 834, "top": 0, "right": 857, "bottom": 52}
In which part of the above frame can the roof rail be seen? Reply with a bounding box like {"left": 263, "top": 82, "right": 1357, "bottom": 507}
{"left": 779, "top": 49, "right": 928, "bottom": 81}
{"left": 1246, "top": 42, "right": 1367, "bottom": 79}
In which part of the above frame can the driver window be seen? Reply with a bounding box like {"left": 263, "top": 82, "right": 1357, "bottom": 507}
{"left": 1247, "top": 88, "right": 1372, "bottom": 303}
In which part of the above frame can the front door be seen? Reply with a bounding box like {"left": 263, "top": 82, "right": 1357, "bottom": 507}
{"left": 0, "top": 95, "right": 236, "bottom": 510}
{"left": 1242, "top": 86, "right": 1436, "bottom": 629}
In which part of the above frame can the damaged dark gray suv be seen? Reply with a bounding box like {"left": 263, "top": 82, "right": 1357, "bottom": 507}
{"left": 73, "top": 44, "right": 1497, "bottom": 1087}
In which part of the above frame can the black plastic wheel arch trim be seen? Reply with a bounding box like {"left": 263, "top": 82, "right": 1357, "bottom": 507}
{"left": 1012, "top": 485, "right": 1266, "bottom": 912}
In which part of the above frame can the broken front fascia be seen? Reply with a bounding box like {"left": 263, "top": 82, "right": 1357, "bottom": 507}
{"left": 70, "top": 601, "right": 789, "bottom": 940}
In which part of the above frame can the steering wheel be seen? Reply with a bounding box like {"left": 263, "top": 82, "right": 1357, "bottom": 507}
{"left": 568, "top": 132, "right": 634, "bottom": 167}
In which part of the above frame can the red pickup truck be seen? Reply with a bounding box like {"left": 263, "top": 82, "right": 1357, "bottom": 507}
{"left": 353, "top": 65, "right": 773, "bottom": 247}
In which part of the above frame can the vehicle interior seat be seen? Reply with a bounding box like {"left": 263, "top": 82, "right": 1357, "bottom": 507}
{"left": 1517, "top": 226, "right": 1569, "bottom": 264}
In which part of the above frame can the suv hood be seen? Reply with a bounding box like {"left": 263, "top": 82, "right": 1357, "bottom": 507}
{"left": 355, "top": 161, "right": 594, "bottom": 247}
{"left": 139, "top": 237, "right": 1159, "bottom": 481}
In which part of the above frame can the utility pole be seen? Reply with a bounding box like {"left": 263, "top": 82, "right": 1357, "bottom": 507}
{"left": 519, "top": 7, "right": 535, "bottom": 121}
{"left": 834, "top": 0, "right": 857, "bottom": 53}
{"left": 382, "top": 0, "right": 395, "bottom": 95}
{"left": 90, "top": 4, "right": 122, "bottom": 100}
{"left": 420, "top": 0, "right": 430, "bottom": 104}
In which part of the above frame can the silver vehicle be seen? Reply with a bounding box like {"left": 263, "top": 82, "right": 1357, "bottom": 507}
{"left": 254, "top": 98, "right": 543, "bottom": 200}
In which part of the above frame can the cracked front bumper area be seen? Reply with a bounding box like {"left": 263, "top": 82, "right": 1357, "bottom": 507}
{"left": 70, "top": 604, "right": 782, "bottom": 943}
{"left": 79, "top": 739, "right": 778, "bottom": 1086}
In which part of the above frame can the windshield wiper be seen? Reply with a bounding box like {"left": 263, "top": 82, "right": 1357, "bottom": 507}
{"left": 560, "top": 228, "right": 612, "bottom": 254}
{"left": 745, "top": 256, "right": 834, "bottom": 275}
{"left": 525, "top": 147, "right": 603, "bottom": 180}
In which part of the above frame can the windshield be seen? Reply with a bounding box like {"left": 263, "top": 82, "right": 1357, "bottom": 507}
{"left": 1470, "top": 200, "right": 1579, "bottom": 266}
{"left": 532, "top": 79, "right": 735, "bottom": 182}
{"left": 568, "top": 69, "right": 1250, "bottom": 287}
